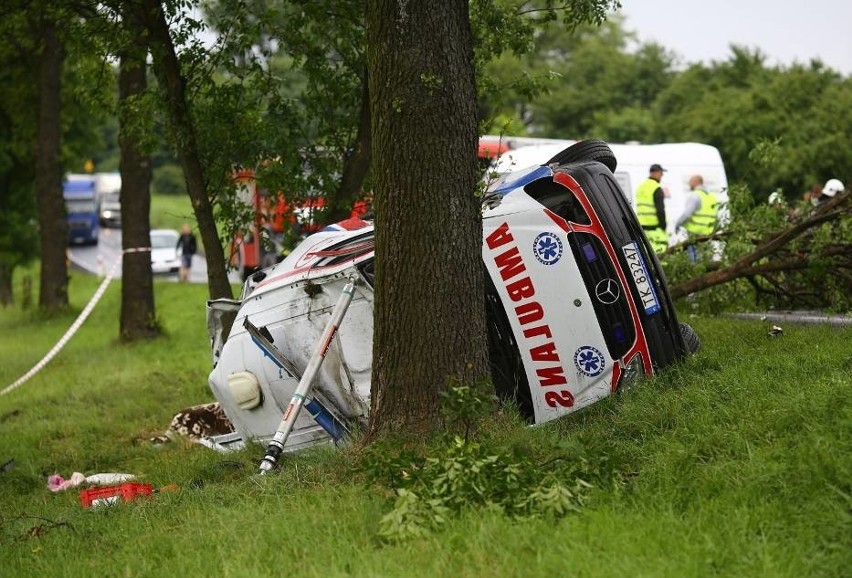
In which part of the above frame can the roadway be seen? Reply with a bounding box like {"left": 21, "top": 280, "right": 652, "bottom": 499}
{"left": 67, "top": 227, "right": 239, "bottom": 285}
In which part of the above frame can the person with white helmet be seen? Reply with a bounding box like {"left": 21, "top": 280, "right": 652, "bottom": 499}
{"left": 817, "top": 178, "right": 845, "bottom": 206}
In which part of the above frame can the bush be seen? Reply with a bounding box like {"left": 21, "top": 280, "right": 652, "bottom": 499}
{"left": 152, "top": 163, "right": 186, "bottom": 196}
{"left": 363, "top": 386, "right": 599, "bottom": 543}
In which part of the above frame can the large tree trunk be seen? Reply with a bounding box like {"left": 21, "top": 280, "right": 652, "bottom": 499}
{"left": 34, "top": 17, "right": 69, "bottom": 313}
{"left": 118, "top": 14, "right": 159, "bottom": 341}
{"left": 132, "top": 0, "right": 232, "bottom": 300}
{"left": 364, "top": 1, "right": 489, "bottom": 439}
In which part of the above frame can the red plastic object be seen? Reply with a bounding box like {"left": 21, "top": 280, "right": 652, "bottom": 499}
{"left": 79, "top": 483, "right": 154, "bottom": 508}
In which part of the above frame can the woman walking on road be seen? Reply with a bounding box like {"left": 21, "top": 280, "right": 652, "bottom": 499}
{"left": 176, "top": 223, "right": 197, "bottom": 282}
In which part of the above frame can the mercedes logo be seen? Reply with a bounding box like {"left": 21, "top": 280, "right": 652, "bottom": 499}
{"left": 595, "top": 278, "right": 620, "bottom": 305}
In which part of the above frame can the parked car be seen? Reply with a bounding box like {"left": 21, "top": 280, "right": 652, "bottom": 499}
{"left": 150, "top": 229, "right": 180, "bottom": 275}
{"left": 205, "top": 140, "right": 698, "bottom": 454}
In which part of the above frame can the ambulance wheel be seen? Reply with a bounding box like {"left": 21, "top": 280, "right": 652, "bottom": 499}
{"left": 680, "top": 322, "right": 701, "bottom": 354}
{"left": 545, "top": 139, "right": 618, "bottom": 173}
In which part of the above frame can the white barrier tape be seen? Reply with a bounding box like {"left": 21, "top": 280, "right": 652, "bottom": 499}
{"left": 123, "top": 247, "right": 151, "bottom": 254}
{"left": 1, "top": 257, "right": 122, "bottom": 396}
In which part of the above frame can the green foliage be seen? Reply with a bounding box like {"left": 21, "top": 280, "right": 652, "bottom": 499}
{"left": 652, "top": 52, "right": 851, "bottom": 199}
{"left": 481, "top": 13, "right": 674, "bottom": 140}
{"left": 370, "top": 386, "right": 593, "bottom": 543}
{"left": 375, "top": 433, "right": 592, "bottom": 543}
{"left": 488, "top": 16, "right": 850, "bottom": 202}
{"left": 437, "top": 378, "right": 497, "bottom": 441}
{"left": 202, "top": 5, "right": 362, "bottom": 160}
{"left": 198, "top": 0, "right": 625, "bottom": 219}
{"left": 0, "top": 4, "right": 108, "bottom": 176}
{"left": 152, "top": 164, "right": 187, "bottom": 196}
{"left": 662, "top": 179, "right": 852, "bottom": 313}
{"left": 6, "top": 0, "right": 849, "bottom": 304}
{"left": 0, "top": 70, "right": 38, "bottom": 271}
{"left": 0, "top": 185, "right": 38, "bottom": 275}
{"left": 57, "top": 9, "right": 120, "bottom": 174}
{"left": 748, "top": 136, "right": 783, "bottom": 169}
{"left": 534, "top": 22, "right": 675, "bottom": 140}
{"left": 0, "top": 1, "right": 136, "bottom": 280}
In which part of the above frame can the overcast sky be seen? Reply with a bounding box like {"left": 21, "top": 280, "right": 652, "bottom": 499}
{"left": 615, "top": 0, "right": 852, "bottom": 75}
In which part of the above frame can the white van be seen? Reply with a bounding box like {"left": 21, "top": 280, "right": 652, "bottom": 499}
{"left": 491, "top": 141, "right": 729, "bottom": 230}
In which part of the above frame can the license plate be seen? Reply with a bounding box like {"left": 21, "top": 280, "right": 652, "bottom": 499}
{"left": 622, "top": 241, "right": 660, "bottom": 314}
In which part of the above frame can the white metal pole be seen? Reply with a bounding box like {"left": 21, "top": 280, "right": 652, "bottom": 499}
{"left": 258, "top": 278, "right": 356, "bottom": 474}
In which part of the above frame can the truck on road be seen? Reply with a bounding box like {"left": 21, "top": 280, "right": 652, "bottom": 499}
{"left": 64, "top": 175, "right": 100, "bottom": 245}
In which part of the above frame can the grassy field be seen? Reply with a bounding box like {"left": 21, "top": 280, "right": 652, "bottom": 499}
{"left": 150, "top": 193, "right": 197, "bottom": 232}
{"left": 0, "top": 269, "right": 849, "bottom": 577}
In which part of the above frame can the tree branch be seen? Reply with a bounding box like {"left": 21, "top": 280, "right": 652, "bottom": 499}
{"left": 670, "top": 193, "right": 851, "bottom": 301}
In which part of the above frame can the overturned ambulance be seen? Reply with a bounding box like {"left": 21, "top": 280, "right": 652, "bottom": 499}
{"left": 207, "top": 140, "right": 697, "bottom": 453}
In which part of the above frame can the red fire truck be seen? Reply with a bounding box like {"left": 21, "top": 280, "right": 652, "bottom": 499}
{"left": 228, "top": 168, "right": 370, "bottom": 279}
{"left": 229, "top": 138, "right": 515, "bottom": 278}
{"left": 477, "top": 136, "right": 510, "bottom": 166}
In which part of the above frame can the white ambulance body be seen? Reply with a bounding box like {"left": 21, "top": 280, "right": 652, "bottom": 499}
{"left": 207, "top": 141, "right": 695, "bottom": 453}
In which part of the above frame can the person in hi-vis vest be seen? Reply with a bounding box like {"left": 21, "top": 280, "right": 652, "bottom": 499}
{"left": 635, "top": 164, "right": 669, "bottom": 254}
{"left": 672, "top": 174, "right": 718, "bottom": 262}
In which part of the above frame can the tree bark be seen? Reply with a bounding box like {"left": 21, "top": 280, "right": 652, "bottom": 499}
{"left": 118, "top": 12, "right": 159, "bottom": 341}
{"left": 34, "top": 16, "right": 69, "bottom": 313}
{"left": 132, "top": 0, "right": 233, "bottom": 300}
{"left": 365, "top": 0, "right": 490, "bottom": 439}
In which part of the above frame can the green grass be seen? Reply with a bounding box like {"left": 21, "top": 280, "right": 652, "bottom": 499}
{"left": 0, "top": 271, "right": 849, "bottom": 577}
{"left": 150, "top": 193, "right": 229, "bottom": 253}
{"left": 150, "top": 193, "right": 197, "bottom": 232}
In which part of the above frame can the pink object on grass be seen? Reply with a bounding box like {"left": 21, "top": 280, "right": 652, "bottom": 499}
{"left": 47, "top": 472, "right": 86, "bottom": 492}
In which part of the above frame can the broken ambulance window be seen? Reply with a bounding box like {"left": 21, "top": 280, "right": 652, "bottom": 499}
{"left": 524, "top": 178, "right": 591, "bottom": 226}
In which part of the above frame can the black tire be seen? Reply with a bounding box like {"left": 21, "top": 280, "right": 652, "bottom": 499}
{"left": 680, "top": 323, "right": 701, "bottom": 355}
{"left": 545, "top": 139, "right": 618, "bottom": 173}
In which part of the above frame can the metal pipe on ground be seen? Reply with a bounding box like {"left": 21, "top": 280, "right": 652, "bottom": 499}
{"left": 724, "top": 311, "right": 851, "bottom": 328}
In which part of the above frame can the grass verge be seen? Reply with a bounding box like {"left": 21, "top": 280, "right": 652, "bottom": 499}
{"left": 0, "top": 272, "right": 849, "bottom": 577}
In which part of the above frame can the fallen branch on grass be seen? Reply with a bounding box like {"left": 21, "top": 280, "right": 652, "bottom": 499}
{"left": 669, "top": 191, "right": 851, "bottom": 302}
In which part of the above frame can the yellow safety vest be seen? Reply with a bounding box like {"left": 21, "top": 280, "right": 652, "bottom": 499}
{"left": 684, "top": 189, "right": 718, "bottom": 235}
{"left": 636, "top": 178, "right": 662, "bottom": 229}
